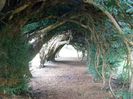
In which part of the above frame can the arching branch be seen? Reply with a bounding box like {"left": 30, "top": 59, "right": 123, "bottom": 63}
{"left": 27, "top": 21, "right": 66, "bottom": 39}
{"left": 83, "top": 0, "right": 133, "bottom": 46}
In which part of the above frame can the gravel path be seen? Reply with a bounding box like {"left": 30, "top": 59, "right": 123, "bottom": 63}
{"left": 29, "top": 57, "right": 113, "bottom": 99}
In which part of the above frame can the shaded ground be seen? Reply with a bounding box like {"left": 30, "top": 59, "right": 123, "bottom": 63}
{"left": 29, "top": 57, "right": 113, "bottom": 99}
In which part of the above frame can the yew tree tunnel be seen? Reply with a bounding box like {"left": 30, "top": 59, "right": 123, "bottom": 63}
{"left": 0, "top": 0, "right": 133, "bottom": 95}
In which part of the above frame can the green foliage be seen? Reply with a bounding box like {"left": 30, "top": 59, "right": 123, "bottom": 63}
{"left": 0, "top": 32, "right": 31, "bottom": 95}
{"left": 22, "top": 19, "right": 56, "bottom": 34}
{"left": 117, "top": 71, "right": 129, "bottom": 85}
{"left": 86, "top": 19, "right": 128, "bottom": 80}
{"left": 116, "top": 90, "right": 133, "bottom": 99}
{"left": 1, "top": 77, "right": 29, "bottom": 95}
{"left": 95, "top": 0, "right": 132, "bottom": 28}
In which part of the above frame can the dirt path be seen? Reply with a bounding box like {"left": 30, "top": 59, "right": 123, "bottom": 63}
{"left": 29, "top": 57, "right": 112, "bottom": 99}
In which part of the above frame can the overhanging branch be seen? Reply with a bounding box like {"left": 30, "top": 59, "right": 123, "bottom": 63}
{"left": 27, "top": 21, "right": 66, "bottom": 39}
{"left": 83, "top": 0, "right": 133, "bottom": 46}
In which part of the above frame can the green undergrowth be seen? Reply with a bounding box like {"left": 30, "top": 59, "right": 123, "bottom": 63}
{"left": 0, "top": 31, "right": 31, "bottom": 95}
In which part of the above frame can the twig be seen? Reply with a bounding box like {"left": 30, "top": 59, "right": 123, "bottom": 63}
{"left": 109, "top": 74, "right": 117, "bottom": 99}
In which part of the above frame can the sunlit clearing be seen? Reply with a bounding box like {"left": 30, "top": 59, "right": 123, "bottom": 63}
{"left": 58, "top": 45, "right": 82, "bottom": 58}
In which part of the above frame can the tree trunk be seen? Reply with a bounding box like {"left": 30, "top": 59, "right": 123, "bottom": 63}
{"left": 39, "top": 33, "right": 70, "bottom": 67}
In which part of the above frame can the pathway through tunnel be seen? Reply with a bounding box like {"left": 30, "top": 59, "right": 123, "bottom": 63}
{"left": 29, "top": 45, "right": 112, "bottom": 99}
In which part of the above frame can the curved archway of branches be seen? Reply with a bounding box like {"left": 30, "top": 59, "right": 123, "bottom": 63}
{"left": 0, "top": 0, "right": 132, "bottom": 97}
